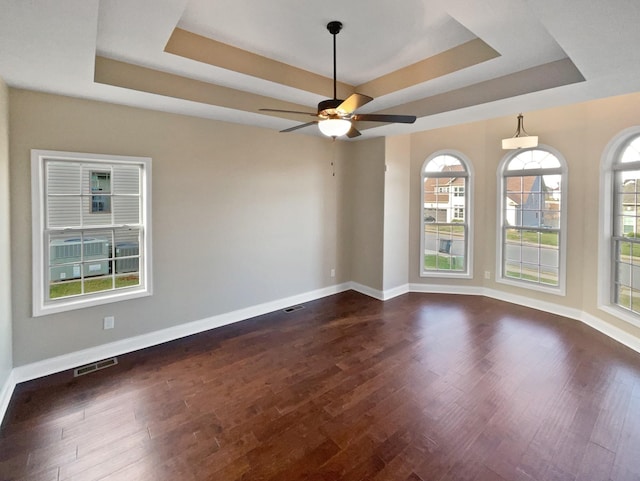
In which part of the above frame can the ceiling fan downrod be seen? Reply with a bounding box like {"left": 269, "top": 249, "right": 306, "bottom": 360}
{"left": 327, "top": 21, "right": 342, "bottom": 100}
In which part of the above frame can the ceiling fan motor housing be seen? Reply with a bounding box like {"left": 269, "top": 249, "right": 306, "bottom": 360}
{"left": 318, "top": 98, "right": 344, "bottom": 117}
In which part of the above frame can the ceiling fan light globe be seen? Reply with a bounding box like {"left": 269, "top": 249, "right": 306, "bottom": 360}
{"left": 318, "top": 118, "right": 351, "bottom": 137}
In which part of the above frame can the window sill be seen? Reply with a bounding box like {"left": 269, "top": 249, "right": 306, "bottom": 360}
{"left": 33, "top": 286, "right": 152, "bottom": 317}
{"left": 420, "top": 270, "right": 473, "bottom": 279}
{"left": 598, "top": 303, "right": 640, "bottom": 330}
{"left": 496, "top": 276, "right": 565, "bottom": 296}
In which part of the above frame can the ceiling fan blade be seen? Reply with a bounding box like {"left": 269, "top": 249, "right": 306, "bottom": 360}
{"left": 346, "top": 125, "right": 361, "bottom": 138}
{"left": 260, "top": 108, "right": 317, "bottom": 117}
{"left": 280, "top": 121, "right": 318, "bottom": 133}
{"left": 353, "top": 113, "right": 417, "bottom": 124}
{"left": 337, "top": 93, "right": 374, "bottom": 115}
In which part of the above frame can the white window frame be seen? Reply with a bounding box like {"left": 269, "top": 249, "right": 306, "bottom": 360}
{"left": 31, "top": 150, "right": 153, "bottom": 316}
{"left": 420, "top": 150, "right": 474, "bottom": 279}
{"left": 496, "top": 146, "right": 567, "bottom": 295}
{"left": 598, "top": 126, "right": 640, "bottom": 329}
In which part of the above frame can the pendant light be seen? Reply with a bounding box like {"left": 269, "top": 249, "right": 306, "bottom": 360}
{"left": 502, "top": 113, "right": 538, "bottom": 149}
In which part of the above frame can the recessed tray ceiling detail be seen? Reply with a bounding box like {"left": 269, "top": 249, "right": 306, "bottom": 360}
{"left": 5, "top": 0, "right": 624, "bottom": 139}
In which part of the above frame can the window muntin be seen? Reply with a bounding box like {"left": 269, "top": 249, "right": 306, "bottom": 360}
{"left": 499, "top": 148, "right": 565, "bottom": 292}
{"left": 612, "top": 137, "right": 640, "bottom": 315}
{"left": 421, "top": 153, "right": 471, "bottom": 277}
{"left": 32, "top": 150, "right": 152, "bottom": 316}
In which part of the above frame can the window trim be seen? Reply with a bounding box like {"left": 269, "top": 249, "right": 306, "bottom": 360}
{"left": 31, "top": 150, "right": 153, "bottom": 317}
{"left": 420, "top": 150, "right": 474, "bottom": 279}
{"left": 496, "top": 145, "right": 568, "bottom": 296}
{"left": 598, "top": 126, "right": 640, "bottom": 329}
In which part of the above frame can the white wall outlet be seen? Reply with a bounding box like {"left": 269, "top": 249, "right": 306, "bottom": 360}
{"left": 484, "top": 271, "right": 491, "bottom": 279}
{"left": 330, "top": 268, "right": 336, "bottom": 278}
{"left": 103, "top": 316, "right": 115, "bottom": 330}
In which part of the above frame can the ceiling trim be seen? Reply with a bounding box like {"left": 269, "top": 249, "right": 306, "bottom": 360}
{"left": 376, "top": 57, "right": 586, "bottom": 118}
{"left": 357, "top": 38, "right": 500, "bottom": 98}
{"left": 94, "top": 54, "right": 586, "bottom": 135}
{"left": 94, "top": 56, "right": 315, "bottom": 118}
{"left": 164, "top": 27, "right": 354, "bottom": 99}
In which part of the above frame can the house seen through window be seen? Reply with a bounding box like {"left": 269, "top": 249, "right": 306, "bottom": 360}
{"left": 421, "top": 152, "right": 472, "bottom": 277}
{"left": 90, "top": 171, "right": 111, "bottom": 213}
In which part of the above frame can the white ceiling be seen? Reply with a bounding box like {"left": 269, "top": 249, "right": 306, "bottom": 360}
{"left": 2, "top": 0, "right": 640, "bottom": 139}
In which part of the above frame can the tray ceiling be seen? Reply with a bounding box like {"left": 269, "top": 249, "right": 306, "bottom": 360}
{"left": 2, "top": 0, "right": 640, "bottom": 138}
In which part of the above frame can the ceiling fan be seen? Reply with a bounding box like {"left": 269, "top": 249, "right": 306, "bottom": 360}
{"left": 259, "top": 21, "right": 417, "bottom": 139}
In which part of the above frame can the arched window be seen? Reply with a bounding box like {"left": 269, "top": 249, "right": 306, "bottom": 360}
{"left": 601, "top": 131, "right": 640, "bottom": 323}
{"left": 498, "top": 148, "right": 567, "bottom": 294}
{"left": 420, "top": 152, "right": 472, "bottom": 278}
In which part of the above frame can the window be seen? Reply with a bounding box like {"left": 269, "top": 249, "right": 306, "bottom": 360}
{"left": 421, "top": 152, "right": 473, "bottom": 277}
{"left": 600, "top": 132, "right": 640, "bottom": 322}
{"left": 498, "top": 148, "right": 567, "bottom": 294}
{"left": 31, "top": 150, "right": 152, "bottom": 316}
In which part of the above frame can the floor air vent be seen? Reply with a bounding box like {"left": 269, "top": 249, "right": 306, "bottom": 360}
{"left": 283, "top": 305, "right": 304, "bottom": 313}
{"left": 74, "top": 357, "right": 118, "bottom": 377}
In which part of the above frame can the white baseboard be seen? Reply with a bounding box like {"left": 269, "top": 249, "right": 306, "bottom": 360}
{"left": 350, "top": 282, "right": 409, "bottom": 301}
{"left": 482, "top": 287, "right": 583, "bottom": 321}
{"left": 409, "top": 283, "right": 484, "bottom": 296}
{"left": 350, "top": 282, "right": 385, "bottom": 300}
{"left": 581, "top": 312, "right": 640, "bottom": 353}
{"left": 409, "top": 285, "right": 640, "bottom": 354}
{"left": 4, "top": 281, "right": 640, "bottom": 426}
{"left": 0, "top": 369, "right": 16, "bottom": 424}
{"left": 381, "top": 284, "right": 410, "bottom": 300}
{"left": 1, "top": 283, "right": 352, "bottom": 424}
{"left": 11, "top": 283, "right": 352, "bottom": 386}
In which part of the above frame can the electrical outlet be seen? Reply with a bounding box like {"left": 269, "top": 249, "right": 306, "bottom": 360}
{"left": 330, "top": 268, "right": 336, "bottom": 278}
{"left": 484, "top": 271, "right": 491, "bottom": 279}
{"left": 103, "top": 316, "right": 115, "bottom": 330}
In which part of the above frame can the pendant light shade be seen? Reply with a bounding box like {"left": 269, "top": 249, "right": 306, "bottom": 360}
{"left": 502, "top": 113, "right": 538, "bottom": 149}
{"left": 318, "top": 118, "right": 351, "bottom": 137}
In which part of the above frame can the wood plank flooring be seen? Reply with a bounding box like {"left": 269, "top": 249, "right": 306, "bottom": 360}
{"left": 2, "top": 291, "right": 640, "bottom": 481}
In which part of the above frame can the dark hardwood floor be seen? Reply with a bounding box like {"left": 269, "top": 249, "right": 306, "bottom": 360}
{"left": 2, "top": 291, "right": 640, "bottom": 481}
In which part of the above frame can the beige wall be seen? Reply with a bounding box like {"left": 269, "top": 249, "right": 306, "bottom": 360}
{"left": 0, "top": 78, "right": 12, "bottom": 387}
{"left": 7, "top": 85, "right": 640, "bottom": 369}
{"left": 409, "top": 119, "right": 488, "bottom": 286}
{"left": 383, "top": 135, "right": 411, "bottom": 291}
{"left": 9, "top": 89, "right": 346, "bottom": 366}
{"left": 408, "top": 92, "right": 640, "bottom": 341}
{"left": 345, "top": 138, "right": 386, "bottom": 290}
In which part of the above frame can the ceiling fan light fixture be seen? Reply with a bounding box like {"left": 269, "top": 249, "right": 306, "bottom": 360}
{"left": 502, "top": 113, "right": 538, "bottom": 149}
{"left": 318, "top": 118, "right": 351, "bottom": 137}
{"left": 259, "top": 21, "right": 415, "bottom": 137}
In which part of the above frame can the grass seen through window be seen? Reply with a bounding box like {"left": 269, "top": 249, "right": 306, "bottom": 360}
{"left": 50, "top": 275, "right": 140, "bottom": 299}
{"left": 506, "top": 229, "right": 558, "bottom": 247}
